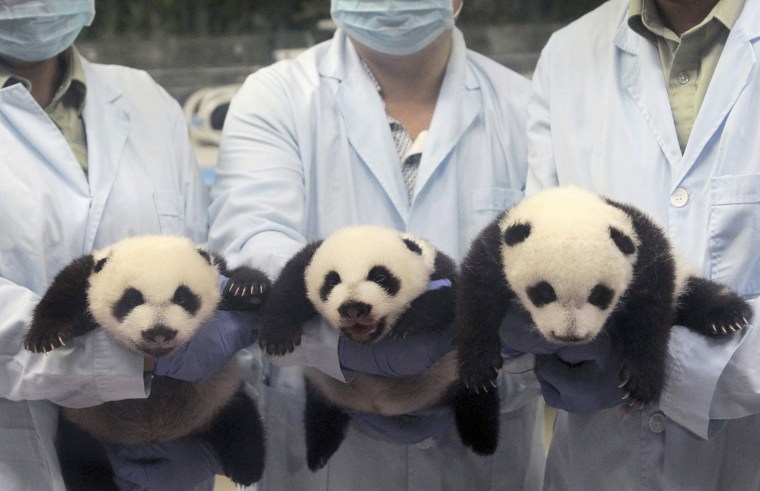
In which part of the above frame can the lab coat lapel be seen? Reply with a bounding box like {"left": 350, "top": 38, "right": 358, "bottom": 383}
{"left": 0, "top": 84, "right": 89, "bottom": 195}
{"left": 615, "top": 22, "right": 683, "bottom": 170}
{"left": 415, "top": 30, "right": 479, "bottom": 200}
{"left": 80, "top": 59, "right": 130, "bottom": 250}
{"left": 323, "top": 32, "right": 410, "bottom": 221}
{"left": 679, "top": 8, "right": 759, "bottom": 179}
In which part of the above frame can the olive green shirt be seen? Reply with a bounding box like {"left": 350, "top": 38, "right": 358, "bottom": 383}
{"left": 628, "top": 0, "right": 745, "bottom": 151}
{"left": 0, "top": 47, "right": 89, "bottom": 173}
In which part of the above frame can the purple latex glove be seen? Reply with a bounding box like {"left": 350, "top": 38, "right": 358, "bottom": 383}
{"left": 104, "top": 437, "right": 222, "bottom": 491}
{"left": 498, "top": 306, "right": 561, "bottom": 357}
{"left": 346, "top": 405, "right": 455, "bottom": 444}
{"left": 338, "top": 325, "right": 455, "bottom": 378}
{"left": 535, "top": 334, "right": 626, "bottom": 412}
{"left": 153, "top": 277, "right": 257, "bottom": 382}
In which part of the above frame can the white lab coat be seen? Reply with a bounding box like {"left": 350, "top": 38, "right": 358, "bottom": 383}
{"left": 0, "top": 56, "right": 208, "bottom": 490}
{"left": 527, "top": 0, "right": 760, "bottom": 489}
{"left": 210, "top": 29, "right": 545, "bottom": 490}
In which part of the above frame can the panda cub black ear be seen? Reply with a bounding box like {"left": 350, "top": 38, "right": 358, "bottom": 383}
{"left": 402, "top": 238, "right": 422, "bottom": 255}
{"left": 503, "top": 222, "right": 531, "bottom": 246}
{"left": 609, "top": 227, "right": 636, "bottom": 255}
{"left": 94, "top": 257, "right": 108, "bottom": 273}
{"left": 197, "top": 248, "right": 228, "bottom": 272}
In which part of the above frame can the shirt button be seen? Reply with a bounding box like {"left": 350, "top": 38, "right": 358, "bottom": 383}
{"left": 677, "top": 71, "right": 690, "bottom": 84}
{"left": 648, "top": 412, "right": 666, "bottom": 433}
{"left": 670, "top": 188, "right": 689, "bottom": 207}
{"left": 416, "top": 438, "right": 433, "bottom": 449}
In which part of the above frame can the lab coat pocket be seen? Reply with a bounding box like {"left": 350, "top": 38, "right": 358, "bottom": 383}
{"left": 469, "top": 187, "right": 524, "bottom": 240}
{"left": 152, "top": 191, "right": 185, "bottom": 236}
{"left": 0, "top": 428, "right": 54, "bottom": 489}
{"left": 709, "top": 174, "right": 760, "bottom": 296}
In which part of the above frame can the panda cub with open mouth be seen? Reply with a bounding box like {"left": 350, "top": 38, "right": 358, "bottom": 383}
{"left": 259, "top": 225, "right": 498, "bottom": 471}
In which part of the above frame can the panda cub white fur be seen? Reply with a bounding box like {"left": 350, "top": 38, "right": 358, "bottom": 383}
{"left": 259, "top": 226, "right": 498, "bottom": 471}
{"left": 457, "top": 186, "right": 752, "bottom": 409}
{"left": 24, "top": 235, "right": 269, "bottom": 489}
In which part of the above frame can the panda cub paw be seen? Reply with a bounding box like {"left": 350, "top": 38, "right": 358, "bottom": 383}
{"left": 258, "top": 324, "right": 304, "bottom": 356}
{"left": 458, "top": 346, "right": 503, "bottom": 393}
{"left": 23, "top": 323, "right": 74, "bottom": 354}
{"left": 220, "top": 266, "right": 271, "bottom": 312}
{"left": 676, "top": 276, "right": 753, "bottom": 337}
{"left": 618, "top": 363, "right": 659, "bottom": 413}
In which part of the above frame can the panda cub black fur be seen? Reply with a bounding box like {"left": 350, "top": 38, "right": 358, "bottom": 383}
{"left": 458, "top": 186, "right": 752, "bottom": 410}
{"left": 258, "top": 226, "right": 499, "bottom": 471}
{"left": 23, "top": 235, "right": 270, "bottom": 489}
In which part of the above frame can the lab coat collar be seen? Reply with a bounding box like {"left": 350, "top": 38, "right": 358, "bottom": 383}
{"left": 79, "top": 57, "right": 131, "bottom": 251}
{"left": 320, "top": 29, "right": 479, "bottom": 219}
{"left": 613, "top": 3, "right": 758, "bottom": 181}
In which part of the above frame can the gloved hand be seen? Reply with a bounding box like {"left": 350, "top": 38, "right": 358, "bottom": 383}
{"left": 346, "top": 405, "right": 455, "bottom": 444}
{"left": 338, "top": 325, "right": 455, "bottom": 378}
{"left": 535, "top": 334, "right": 626, "bottom": 412}
{"left": 104, "top": 437, "right": 222, "bottom": 491}
{"left": 153, "top": 277, "right": 257, "bottom": 382}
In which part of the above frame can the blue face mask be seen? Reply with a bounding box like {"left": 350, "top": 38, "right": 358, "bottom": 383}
{"left": 0, "top": 1, "right": 95, "bottom": 63}
{"left": 331, "top": 0, "right": 455, "bottom": 56}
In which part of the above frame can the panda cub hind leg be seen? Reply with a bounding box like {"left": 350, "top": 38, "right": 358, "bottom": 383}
{"left": 453, "top": 386, "right": 500, "bottom": 456}
{"left": 675, "top": 276, "right": 753, "bottom": 336}
{"left": 304, "top": 379, "right": 351, "bottom": 471}
{"left": 204, "top": 388, "right": 266, "bottom": 486}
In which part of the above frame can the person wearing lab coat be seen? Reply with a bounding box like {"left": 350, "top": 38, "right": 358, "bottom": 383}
{"left": 0, "top": 1, "right": 213, "bottom": 489}
{"left": 525, "top": 0, "right": 760, "bottom": 488}
{"left": 209, "top": 0, "right": 546, "bottom": 489}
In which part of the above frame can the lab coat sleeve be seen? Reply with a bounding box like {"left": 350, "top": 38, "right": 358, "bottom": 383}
{"left": 209, "top": 68, "right": 307, "bottom": 278}
{"left": 525, "top": 43, "right": 560, "bottom": 196}
{"left": 0, "top": 277, "right": 147, "bottom": 407}
{"left": 209, "top": 69, "right": 346, "bottom": 380}
{"left": 661, "top": 297, "right": 760, "bottom": 439}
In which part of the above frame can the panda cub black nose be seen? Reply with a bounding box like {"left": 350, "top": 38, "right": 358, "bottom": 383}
{"left": 338, "top": 301, "right": 372, "bottom": 320}
{"left": 142, "top": 325, "right": 178, "bottom": 344}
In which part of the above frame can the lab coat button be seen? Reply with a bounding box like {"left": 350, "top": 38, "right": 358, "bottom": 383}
{"left": 416, "top": 438, "right": 433, "bottom": 449}
{"left": 677, "top": 71, "right": 690, "bottom": 84}
{"left": 670, "top": 188, "right": 689, "bottom": 207}
{"left": 648, "top": 412, "right": 666, "bottom": 433}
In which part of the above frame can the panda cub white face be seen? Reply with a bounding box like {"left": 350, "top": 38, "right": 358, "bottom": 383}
{"left": 304, "top": 226, "right": 437, "bottom": 344}
{"left": 87, "top": 236, "right": 221, "bottom": 357}
{"left": 499, "top": 187, "right": 640, "bottom": 344}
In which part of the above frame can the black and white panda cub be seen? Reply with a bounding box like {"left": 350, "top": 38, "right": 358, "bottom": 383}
{"left": 258, "top": 226, "right": 499, "bottom": 471}
{"left": 23, "top": 235, "right": 270, "bottom": 489}
{"left": 458, "top": 186, "right": 752, "bottom": 410}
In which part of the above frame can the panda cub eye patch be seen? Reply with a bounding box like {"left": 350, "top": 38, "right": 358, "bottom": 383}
{"left": 588, "top": 284, "right": 614, "bottom": 310}
{"left": 172, "top": 285, "right": 201, "bottom": 315}
{"left": 320, "top": 271, "right": 341, "bottom": 302}
{"left": 112, "top": 287, "right": 145, "bottom": 321}
{"left": 526, "top": 281, "right": 557, "bottom": 307}
{"left": 368, "top": 266, "right": 400, "bottom": 295}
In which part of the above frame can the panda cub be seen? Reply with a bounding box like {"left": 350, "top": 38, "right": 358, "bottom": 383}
{"left": 259, "top": 226, "right": 498, "bottom": 471}
{"left": 458, "top": 186, "right": 752, "bottom": 410}
{"left": 23, "top": 235, "right": 270, "bottom": 489}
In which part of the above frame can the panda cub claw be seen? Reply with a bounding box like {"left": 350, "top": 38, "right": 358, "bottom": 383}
{"left": 458, "top": 348, "right": 503, "bottom": 393}
{"left": 617, "top": 364, "right": 658, "bottom": 412}
{"left": 24, "top": 325, "right": 72, "bottom": 354}
{"left": 259, "top": 328, "right": 303, "bottom": 356}
{"left": 221, "top": 266, "right": 271, "bottom": 312}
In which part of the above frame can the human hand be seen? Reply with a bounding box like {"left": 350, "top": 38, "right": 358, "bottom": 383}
{"left": 104, "top": 437, "right": 222, "bottom": 491}
{"left": 534, "top": 334, "right": 626, "bottom": 412}
{"left": 153, "top": 277, "right": 257, "bottom": 381}
{"left": 346, "top": 406, "right": 455, "bottom": 445}
{"left": 338, "top": 325, "right": 454, "bottom": 378}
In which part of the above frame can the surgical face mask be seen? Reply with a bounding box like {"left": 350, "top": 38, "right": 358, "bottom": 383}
{"left": 0, "top": 0, "right": 95, "bottom": 63}
{"left": 331, "top": 0, "right": 455, "bottom": 56}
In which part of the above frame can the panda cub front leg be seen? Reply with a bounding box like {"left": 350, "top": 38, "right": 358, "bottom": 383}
{"left": 675, "top": 276, "right": 752, "bottom": 336}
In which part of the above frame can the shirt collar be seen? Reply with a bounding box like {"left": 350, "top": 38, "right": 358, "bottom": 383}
{"left": 627, "top": 0, "right": 744, "bottom": 41}
{"left": 0, "top": 46, "right": 87, "bottom": 114}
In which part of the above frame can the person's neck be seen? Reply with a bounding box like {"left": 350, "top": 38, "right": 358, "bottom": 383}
{"left": 1, "top": 55, "right": 61, "bottom": 108}
{"left": 354, "top": 32, "right": 453, "bottom": 139}
{"left": 654, "top": 0, "right": 721, "bottom": 35}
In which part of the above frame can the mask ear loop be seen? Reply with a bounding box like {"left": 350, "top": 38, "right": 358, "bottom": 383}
{"left": 453, "top": 2, "right": 463, "bottom": 21}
